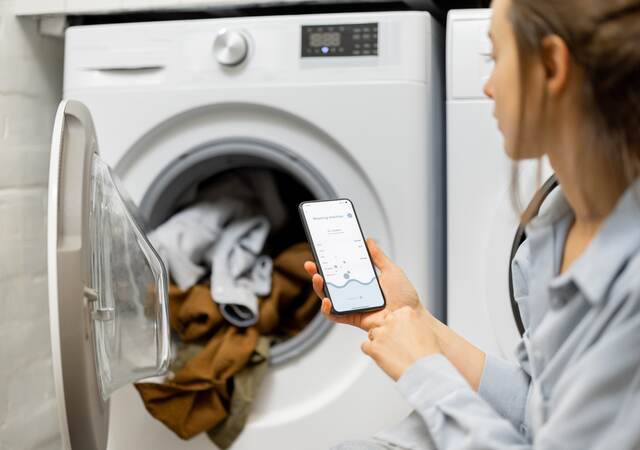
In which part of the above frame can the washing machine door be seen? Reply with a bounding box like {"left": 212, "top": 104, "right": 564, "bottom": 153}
{"left": 484, "top": 160, "right": 554, "bottom": 358}
{"left": 47, "top": 100, "right": 171, "bottom": 450}
{"left": 508, "top": 175, "right": 559, "bottom": 334}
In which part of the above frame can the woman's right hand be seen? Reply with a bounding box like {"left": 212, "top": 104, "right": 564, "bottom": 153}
{"left": 303, "top": 238, "right": 424, "bottom": 331}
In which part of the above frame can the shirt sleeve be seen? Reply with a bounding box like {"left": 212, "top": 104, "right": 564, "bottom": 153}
{"left": 395, "top": 291, "right": 640, "bottom": 450}
{"left": 397, "top": 354, "right": 531, "bottom": 450}
{"left": 477, "top": 353, "right": 531, "bottom": 432}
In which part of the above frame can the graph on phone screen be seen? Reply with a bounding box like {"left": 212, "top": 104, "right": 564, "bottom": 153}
{"left": 302, "top": 200, "right": 384, "bottom": 312}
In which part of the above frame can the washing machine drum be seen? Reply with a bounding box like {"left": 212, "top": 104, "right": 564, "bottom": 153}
{"left": 137, "top": 138, "right": 336, "bottom": 365}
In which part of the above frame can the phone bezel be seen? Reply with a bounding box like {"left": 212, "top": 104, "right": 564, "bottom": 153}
{"left": 298, "top": 198, "right": 387, "bottom": 315}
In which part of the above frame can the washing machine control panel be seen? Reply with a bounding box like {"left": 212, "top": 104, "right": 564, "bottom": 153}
{"left": 301, "top": 23, "right": 378, "bottom": 57}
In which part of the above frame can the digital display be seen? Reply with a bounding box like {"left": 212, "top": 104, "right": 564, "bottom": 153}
{"left": 309, "top": 32, "right": 341, "bottom": 48}
{"left": 302, "top": 200, "right": 385, "bottom": 313}
{"left": 301, "top": 23, "right": 378, "bottom": 58}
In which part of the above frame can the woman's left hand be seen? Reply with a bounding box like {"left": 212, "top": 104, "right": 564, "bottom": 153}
{"left": 362, "top": 306, "right": 441, "bottom": 381}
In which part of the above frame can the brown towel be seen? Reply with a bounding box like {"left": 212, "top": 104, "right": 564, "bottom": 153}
{"left": 168, "top": 283, "right": 225, "bottom": 341}
{"left": 135, "top": 326, "right": 258, "bottom": 439}
{"left": 135, "top": 242, "right": 319, "bottom": 440}
{"left": 255, "top": 242, "right": 320, "bottom": 337}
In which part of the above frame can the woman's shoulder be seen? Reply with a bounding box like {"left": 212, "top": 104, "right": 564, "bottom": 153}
{"left": 593, "top": 181, "right": 640, "bottom": 309}
{"left": 610, "top": 250, "right": 640, "bottom": 309}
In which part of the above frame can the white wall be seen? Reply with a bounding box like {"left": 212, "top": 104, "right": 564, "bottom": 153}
{"left": 0, "top": 0, "right": 64, "bottom": 448}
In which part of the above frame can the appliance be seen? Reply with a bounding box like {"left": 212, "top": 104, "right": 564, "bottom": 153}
{"left": 446, "top": 9, "right": 553, "bottom": 360}
{"left": 48, "top": 11, "right": 445, "bottom": 449}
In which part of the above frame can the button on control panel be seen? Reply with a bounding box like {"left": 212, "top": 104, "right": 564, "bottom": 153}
{"left": 301, "top": 23, "right": 378, "bottom": 58}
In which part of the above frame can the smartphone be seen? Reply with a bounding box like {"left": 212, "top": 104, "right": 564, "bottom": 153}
{"left": 298, "top": 198, "right": 386, "bottom": 315}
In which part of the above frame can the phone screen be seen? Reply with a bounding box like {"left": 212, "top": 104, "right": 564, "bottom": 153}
{"left": 300, "top": 199, "right": 385, "bottom": 314}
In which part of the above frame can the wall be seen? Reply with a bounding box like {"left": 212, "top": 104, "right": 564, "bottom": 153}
{"left": 0, "top": 0, "right": 64, "bottom": 448}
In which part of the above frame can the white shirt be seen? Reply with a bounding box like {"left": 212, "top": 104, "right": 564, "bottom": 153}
{"left": 373, "top": 180, "right": 640, "bottom": 450}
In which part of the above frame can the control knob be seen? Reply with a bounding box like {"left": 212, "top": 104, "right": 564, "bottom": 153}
{"left": 214, "top": 29, "right": 249, "bottom": 67}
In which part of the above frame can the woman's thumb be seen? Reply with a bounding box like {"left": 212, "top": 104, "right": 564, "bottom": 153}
{"left": 366, "top": 238, "right": 391, "bottom": 270}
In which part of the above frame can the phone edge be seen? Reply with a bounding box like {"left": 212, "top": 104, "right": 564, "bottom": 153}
{"left": 298, "top": 199, "right": 386, "bottom": 316}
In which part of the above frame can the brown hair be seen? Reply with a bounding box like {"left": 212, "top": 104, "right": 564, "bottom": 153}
{"left": 507, "top": 0, "right": 640, "bottom": 217}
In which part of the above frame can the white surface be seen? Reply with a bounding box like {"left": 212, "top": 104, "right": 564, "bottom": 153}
{"left": 62, "top": 11, "right": 444, "bottom": 449}
{"left": 15, "top": 0, "right": 408, "bottom": 16}
{"left": 446, "top": 9, "right": 492, "bottom": 100}
{"left": 446, "top": 9, "right": 552, "bottom": 360}
{"left": 0, "top": 0, "right": 64, "bottom": 448}
{"left": 46, "top": 101, "right": 73, "bottom": 450}
{"left": 13, "top": 0, "right": 64, "bottom": 15}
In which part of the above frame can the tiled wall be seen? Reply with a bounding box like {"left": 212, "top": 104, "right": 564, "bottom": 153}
{"left": 0, "top": 0, "right": 64, "bottom": 448}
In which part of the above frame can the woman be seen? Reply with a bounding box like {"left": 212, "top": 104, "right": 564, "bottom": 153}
{"left": 304, "top": 0, "right": 640, "bottom": 448}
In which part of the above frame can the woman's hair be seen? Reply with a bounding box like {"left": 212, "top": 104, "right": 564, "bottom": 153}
{"left": 507, "top": 0, "right": 640, "bottom": 217}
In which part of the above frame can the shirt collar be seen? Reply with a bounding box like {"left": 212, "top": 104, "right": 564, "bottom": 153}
{"left": 544, "top": 179, "right": 640, "bottom": 305}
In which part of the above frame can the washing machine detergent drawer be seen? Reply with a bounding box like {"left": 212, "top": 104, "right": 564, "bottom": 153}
{"left": 47, "top": 100, "right": 171, "bottom": 450}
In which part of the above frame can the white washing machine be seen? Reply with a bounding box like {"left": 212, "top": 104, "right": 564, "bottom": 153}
{"left": 446, "top": 9, "right": 554, "bottom": 360}
{"left": 47, "top": 11, "right": 445, "bottom": 450}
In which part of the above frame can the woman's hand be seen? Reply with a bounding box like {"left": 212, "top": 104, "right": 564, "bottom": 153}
{"left": 304, "top": 238, "right": 486, "bottom": 389}
{"left": 303, "top": 238, "right": 421, "bottom": 331}
{"left": 362, "top": 306, "right": 441, "bottom": 381}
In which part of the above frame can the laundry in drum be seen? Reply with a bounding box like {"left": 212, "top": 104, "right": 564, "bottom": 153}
{"left": 138, "top": 168, "right": 321, "bottom": 445}
{"left": 149, "top": 168, "right": 289, "bottom": 327}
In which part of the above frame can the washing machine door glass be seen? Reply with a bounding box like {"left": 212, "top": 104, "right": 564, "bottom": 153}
{"left": 47, "top": 100, "right": 170, "bottom": 449}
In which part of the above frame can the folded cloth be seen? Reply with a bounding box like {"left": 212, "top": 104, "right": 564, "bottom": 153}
{"left": 148, "top": 199, "right": 246, "bottom": 291}
{"left": 135, "top": 243, "right": 320, "bottom": 442}
{"left": 209, "top": 216, "right": 272, "bottom": 328}
{"left": 207, "top": 336, "right": 271, "bottom": 449}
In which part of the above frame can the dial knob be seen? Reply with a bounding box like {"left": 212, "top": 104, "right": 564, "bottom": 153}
{"left": 214, "top": 29, "right": 249, "bottom": 67}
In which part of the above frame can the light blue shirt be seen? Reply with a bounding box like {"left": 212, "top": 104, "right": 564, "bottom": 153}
{"left": 377, "top": 180, "right": 640, "bottom": 449}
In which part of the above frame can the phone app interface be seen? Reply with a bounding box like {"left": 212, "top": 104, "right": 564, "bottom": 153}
{"left": 303, "top": 200, "right": 384, "bottom": 312}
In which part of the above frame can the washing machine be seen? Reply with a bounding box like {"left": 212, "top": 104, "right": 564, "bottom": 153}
{"left": 446, "top": 9, "right": 554, "bottom": 360}
{"left": 47, "top": 11, "right": 445, "bottom": 450}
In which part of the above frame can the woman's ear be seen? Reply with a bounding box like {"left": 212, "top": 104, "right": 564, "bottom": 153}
{"left": 540, "top": 34, "right": 571, "bottom": 98}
